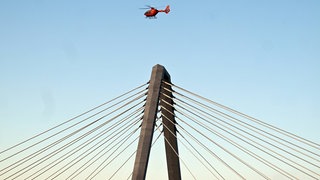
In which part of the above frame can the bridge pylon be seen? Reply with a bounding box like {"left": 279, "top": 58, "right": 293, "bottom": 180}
{"left": 132, "top": 64, "right": 181, "bottom": 180}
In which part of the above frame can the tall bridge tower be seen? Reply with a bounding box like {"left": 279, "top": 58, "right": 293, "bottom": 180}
{"left": 132, "top": 64, "right": 181, "bottom": 180}
{"left": 1, "top": 64, "right": 319, "bottom": 180}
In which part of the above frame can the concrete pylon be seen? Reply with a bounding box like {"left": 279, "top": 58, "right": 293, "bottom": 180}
{"left": 160, "top": 78, "right": 182, "bottom": 180}
{"left": 132, "top": 64, "right": 181, "bottom": 180}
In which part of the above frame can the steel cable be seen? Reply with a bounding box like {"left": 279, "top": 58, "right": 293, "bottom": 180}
{"left": 160, "top": 112, "right": 223, "bottom": 180}
{"left": 172, "top": 95, "right": 319, "bottom": 178}
{"left": 68, "top": 118, "right": 142, "bottom": 180}
{"left": 160, "top": 89, "right": 319, "bottom": 179}
{"left": 109, "top": 120, "right": 163, "bottom": 180}
{"left": 86, "top": 129, "right": 141, "bottom": 180}
{"left": 162, "top": 85, "right": 320, "bottom": 161}
{"left": 161, "top": 102, "right": 263, "bottom": 180}
{"left": 29, "top": 106, "right": 144, "bottom": 180}
{"left": 174, "top": 105, "right": 298, "bottom": 180}
{"left": 160, "top": 105, "right": 245, "bottom": 180}
{"left": 1, "top": 93, "right": 146, "bottom": 179}
{"left": 171, "top": 91, "right": 320, "bottom": 165}
{"left": 153, "top": 117, "right": 197, "bottom": 180}
{"left": 164, "top": 81, "right": 320, "bottom": 150}
{"left": 0, "top": 83, "right": 148, "bottom": 156}
{"left": 167, "top": 94, "right": 319, "bottom": 179}
{"left": 167, "top": 97, "right": 297, "bottom": 179}
{"left": 6, "top": 99, "right": 145, "bottom": 180}
{"left": 0, "top": 87, "right": 148, "bottom": 166}
{"left": 176, "top": 119, "right": 245, "bottom": 180}
{"left": 45, "top": 103, "right": 144, "bottom": 177}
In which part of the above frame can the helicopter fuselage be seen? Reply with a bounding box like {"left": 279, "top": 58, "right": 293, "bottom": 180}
{"left": 144, "top": 8, "right": 159, "bottom": 18}
{"left": 143, "top": 5, "right": 170, "bottom": 18}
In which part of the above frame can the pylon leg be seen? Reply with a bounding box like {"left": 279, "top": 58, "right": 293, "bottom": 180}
{"left": 132, "top": 64, "right": 181, "bottom": 180}
{"left": 161, "top": 80, "right": 182, "bottom": 180}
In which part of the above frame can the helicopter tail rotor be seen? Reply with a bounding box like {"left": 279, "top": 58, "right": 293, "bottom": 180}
{"left": 164, "top": 5, "right": 170, "bottom": 14}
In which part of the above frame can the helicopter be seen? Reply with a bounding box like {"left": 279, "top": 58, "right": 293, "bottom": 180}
{"left": 141, "top": 5, "right": 170, "bottom": 18}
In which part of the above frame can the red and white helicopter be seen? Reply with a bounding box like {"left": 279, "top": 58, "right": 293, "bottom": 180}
{"left": 141, "top": 5, "right": 170, "bottom": 18}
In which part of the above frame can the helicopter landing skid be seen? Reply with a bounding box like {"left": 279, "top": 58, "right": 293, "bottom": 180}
{"left": 146, "top": 16, "right": 157, "bottom": 19}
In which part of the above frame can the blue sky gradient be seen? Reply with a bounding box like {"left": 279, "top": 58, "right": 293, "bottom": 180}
{"left": 0, "top": 0, "right": 319, "bottom": 178}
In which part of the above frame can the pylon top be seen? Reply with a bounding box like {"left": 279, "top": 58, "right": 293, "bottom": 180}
{"left": 152, "top": 64, "right": 171, "bottom": 82}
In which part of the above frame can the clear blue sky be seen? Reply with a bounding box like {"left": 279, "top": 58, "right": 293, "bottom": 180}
{"left": 0, "top": 0, "right": 319, "bottom": 178}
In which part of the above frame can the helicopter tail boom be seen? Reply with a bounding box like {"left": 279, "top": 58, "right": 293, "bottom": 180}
{"left": 158, "top": 5, "right": 170, "bottom": 14}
